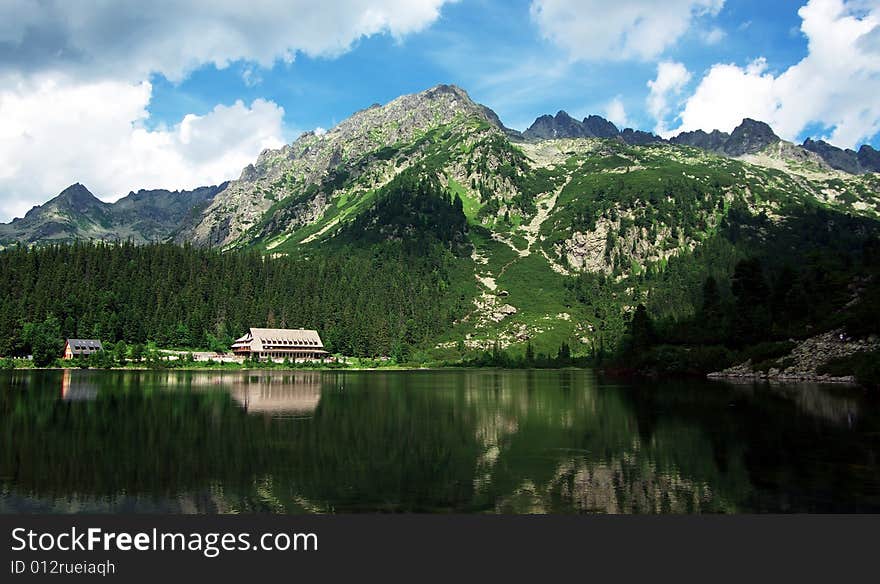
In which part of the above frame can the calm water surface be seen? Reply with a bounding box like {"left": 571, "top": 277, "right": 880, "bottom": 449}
{"left": 1, "top": 369, "right": 878, "bottom": 513}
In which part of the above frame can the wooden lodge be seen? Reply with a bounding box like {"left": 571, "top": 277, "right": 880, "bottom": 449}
{"left": 231, "top": 328, "right": 329, "bottom": 362}
{"left": 63, "top": 339, "right": 103, "bottom": 359}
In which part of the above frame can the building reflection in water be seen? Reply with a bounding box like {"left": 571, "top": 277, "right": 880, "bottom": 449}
{"left": 57, "top": 369, "right": 323, "bottom": 417}
{"left": 60, "top": 369, "right": 98, "bottom": 401}
{"left": 26, "top": 368, "right": 874, "bottom": 513}
{"left": 227, "top": 373, "right": 322, "bottom": 417}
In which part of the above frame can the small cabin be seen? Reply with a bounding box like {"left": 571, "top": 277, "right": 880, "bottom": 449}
{"left": 63, "top": 339, "right": 103, "bottom": 360}
{"left": 231, "top": 328, "right": 328, "bottom": 362}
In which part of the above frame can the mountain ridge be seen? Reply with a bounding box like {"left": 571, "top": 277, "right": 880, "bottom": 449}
{"left": 2, "top": 83, "right": 880, "bottom": 374}
{"left": 4, "top": 82, "right": 880, "bottom": 253}
{"left": 519, "top": 109, "right": 879, "bottom": 174}
{"left": 0, "top": 183, "right": 226, "bottom": 246}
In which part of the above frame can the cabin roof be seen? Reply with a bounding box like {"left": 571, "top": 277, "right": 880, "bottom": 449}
{"left": 66, "top": 339, "right": 103, "bottom": 353}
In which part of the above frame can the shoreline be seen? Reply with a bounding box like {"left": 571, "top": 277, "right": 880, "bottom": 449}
{"left": 2, "top": 364, "right": 594, "bottom": 373}
{"left": 3, "top": 364, "right": 868, "bottom": 387}
{"left": 706, "top": 371, "right": 859, "bottom": 385}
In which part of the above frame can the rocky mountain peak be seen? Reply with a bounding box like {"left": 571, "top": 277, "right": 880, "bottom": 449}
{"left": 802, "top": 138, "right": 862, "bottom": 174}
{"left": 181, "top": 83, "right": 514, "bottom": 247}
{"left": 1, "top": 182, "right": 220, "bottom": 245}
{"left": 619, "top": 128, "right": 665, "bottom": 145}
{"left": 523, "top": 111, "right": 621, "bottom": 141}
{"left": 670, "top": 129, "right": 730, "bottom": 152}
{"left": 53, "top": 183, "right": 104, "bottom": 210}
{"left": 858, "top": 144, "right": 880, "bottom": 173}
{"left": 583, "top": 115, "right": 619, "bottom": 138}
{"left": 724, "top": 118, "right": 780, "bottom": 156}
{"left": 523, "top": 111, "right": 585, "bottom": 140}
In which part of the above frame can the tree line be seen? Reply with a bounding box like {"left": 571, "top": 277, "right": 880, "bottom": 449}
{"left": 0, "top": 239, "right": 473, "bottom": 361}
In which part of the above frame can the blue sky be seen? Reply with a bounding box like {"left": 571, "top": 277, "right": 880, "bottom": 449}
{"left": 147, "top": 0, "right": 814, "bottom": 137}
{"left": 1, "top": 0, "right": 879, "bottom": 220}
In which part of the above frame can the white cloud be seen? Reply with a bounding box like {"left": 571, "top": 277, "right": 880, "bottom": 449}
{"left": 0, "top": 74, "right": 285, "bottom": 221}
{"left": 702, "top": 27, "right": 726, "bottom": 44}
{"left": 604, "top": 97, "right": 630, "bottom": 128}
{"left": 0, "top": 0, "right": 454, "bottom": 82}
{"left": 0, "top": 0, "right": 454, "bottom": 221}
{"left": 241, "top": 66, "right": 262, "bottom": 87}
{"left": 672, "top": 0, "right": 880, "bottom": 148}
{"left": 529, "top": 0, "right": 724, "bottom": 61}
{"left": 647, "top": 61, "right": 692, "bottom": 136}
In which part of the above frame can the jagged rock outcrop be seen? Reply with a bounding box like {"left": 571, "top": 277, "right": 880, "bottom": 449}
{"left": 799, "top": 140, "right": 880, "bottom": 175}
{"left": 523, "top": 111, "right": 622, "bottom": 141}
{"left": 859, "top": 144, "right": 880, "bottom": 172}
{"left": 721, "top": 119, "right": 780, "bottom": 156}
{"left": 670, "top": 119, "right": 782, "bottom": 157}
{"left": 523, "top": 111, "right": 593, "bottom": 140}
{"left": 670, "top": 129, "right": 730, "bottom": 152}
{"left": 802, "top": 138, "right": 863, "bottom": 174}
{"left": 521, "top": 111, "right": 665, "bottom": 145}
{"left": 479, "top": 104, "right": 524, "bottom": 141}
{"left": 619, "top": 128, "right": 665, "bottom": 146}
{"left": 582, "top": 115, "right": 620, "bottom": 138}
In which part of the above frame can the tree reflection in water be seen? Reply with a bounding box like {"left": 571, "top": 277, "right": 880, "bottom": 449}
{"left": 1, "top": 369, "right": 878, "bottom": 513}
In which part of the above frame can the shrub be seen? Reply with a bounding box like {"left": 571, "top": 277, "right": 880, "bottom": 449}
{"left": 818, "top": 350, "right": 880, "bottom": 388}
{"left": 739, "top": 341, "right": 796, "bottom": 365}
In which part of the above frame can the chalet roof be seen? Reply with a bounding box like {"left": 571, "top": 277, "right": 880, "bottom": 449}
{"left": 251, "top": 328, "right": 323, "bottom": 347}
{"left": 66, "top": 339, "right": 103, "bottom": 353}
{"left": 232, "top": 328, "right": 325, "bottom": 350}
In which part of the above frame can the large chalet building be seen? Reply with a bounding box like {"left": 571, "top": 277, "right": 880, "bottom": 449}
{"left": 231, "top": 328, "right": 329, "bottom": 362}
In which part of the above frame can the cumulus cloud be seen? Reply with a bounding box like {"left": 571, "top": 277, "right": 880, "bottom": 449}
{"left": 671, "top": 0, "right": 880, "bottom": 148}
{"left": 0, "top": 0, "right": 453, "bottom": 82}
{"left": 647, "top": 61, "right": 692, "bottom": 136}
{"left": 0, "top": 1, "right": 453, "bottom": 221}
{"left": 529, "top": 0, "right": 724, "bottom": 61}
{"left": 0, "top": 74, "right": 285, "bottom": 221}
{"left": 604, "top": 97, "right": 630, "bottom": 128}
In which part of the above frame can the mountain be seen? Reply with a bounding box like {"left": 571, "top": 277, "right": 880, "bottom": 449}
{"left": 860, "top": 145, "right": 880, "bottom": 172}
{"left": 582, "top": 115, "right": 620, "bottom": 139}
{"left": 670, "top": 119, "right": 780, "bottom": 156}
{"left": 161, "top": 84, "right": 878, "bottom": 360}
{"left": 522, "top": 111, "right": 624, "bottom": 141}
{"left": 670, "top": 129, "right": 730, "bottom": 152}
{"left": 618, "top": 128, "right": 665, "bottom": 145}
{"left": 178, "top": 84, "right": 527, "bottom": 248}
{"left": 3, "top": 83, "right": 880, "bottom": 376}
{"left": 523, "top": 111, "right": 597, "bottom": 140}
{"left": 519, "top": 111, "right": 877, "bottom": 174}
{"left": 801, "top": 139, "right": 880, "bottom": 175}
{"left": 521, "top": 112, "right": 784, "bottom": 155}
{"left": 0, "top": 183, "right": 224, "bottom": 246}
{"left": 722, "top": 118, "right": 780, "bottom": 156}
{"left": 802, "top": 138, "right": 862, "bottom": 174}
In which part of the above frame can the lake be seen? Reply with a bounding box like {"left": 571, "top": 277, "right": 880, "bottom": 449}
{"left": 1, "top": 369, "right": 878, "bottom": 513}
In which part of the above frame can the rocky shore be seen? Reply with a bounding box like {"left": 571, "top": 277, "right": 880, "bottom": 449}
{"left": 708, "top": 329, "right": 880, "bottom": 385}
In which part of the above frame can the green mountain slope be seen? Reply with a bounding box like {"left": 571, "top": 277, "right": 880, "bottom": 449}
{"left": 2, "top": 84, "right": 880, "bottom": 374}
{"left": 225, "top": 86, "right": 880, "bottom": 364}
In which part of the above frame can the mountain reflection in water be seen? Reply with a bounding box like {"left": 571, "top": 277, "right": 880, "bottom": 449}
{"left": 1, "top": 369, "right": 878, "bottom": 514}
